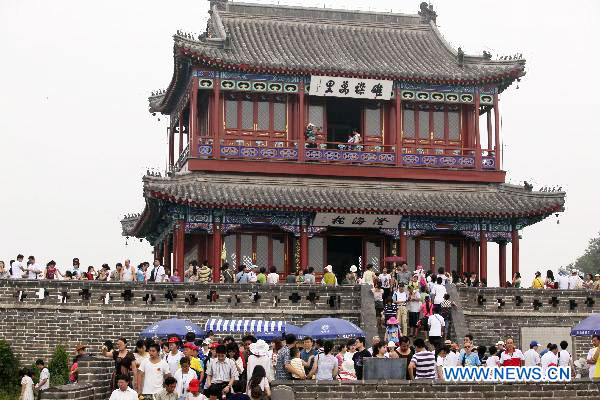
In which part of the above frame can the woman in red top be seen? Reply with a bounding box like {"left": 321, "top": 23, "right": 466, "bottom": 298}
{"left": 84, "top": 266, "right": 96, "bottom": 280}
{"left": 417, "top": 295, "right": 434, "bottom": 340}
{"left": 45, "top": 261, "right": 64, "bottom": 280}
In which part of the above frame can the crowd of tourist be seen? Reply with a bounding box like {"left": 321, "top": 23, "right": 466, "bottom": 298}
{"left": 47, "top": 330, "right": 600, "bottom": 400}
{"left": 1, "top": 254, "right": 598, "bottom": 292}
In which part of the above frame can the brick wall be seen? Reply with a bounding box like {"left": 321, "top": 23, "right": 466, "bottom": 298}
{"left": 40, "top": 383, "right": 94, "bottom": 400}
{"left": 0, "top": 280, "right": 361, "bottom": 365}
{"left": 456, "top": 287, "right": 600, "bottom": 359}
{"left": 272, "top": 380, "right": 600, "bottom": 399}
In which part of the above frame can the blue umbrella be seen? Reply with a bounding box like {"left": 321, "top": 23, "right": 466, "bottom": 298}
{"left": 297, "top": 318, "right": 364, "bottom": 340}
{"left": 571, "top": 314, "right": 600, "bottom": 336}
{"left": 140, "top": 318, "right": 205, "bottom": 339}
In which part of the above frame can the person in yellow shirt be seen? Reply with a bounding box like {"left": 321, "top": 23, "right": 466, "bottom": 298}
{"left": 322, "top": 265, "right": 338, "bottom": 285}
{"left": 531, "top": 271, "right": 544, "bottom": 289}
{"left": 182, "top": 343, "right": 204, "bottom": 382}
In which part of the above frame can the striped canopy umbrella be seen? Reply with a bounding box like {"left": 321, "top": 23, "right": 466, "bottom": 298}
{"left": 204, "top": 318, "right": 299, "bottom": 340}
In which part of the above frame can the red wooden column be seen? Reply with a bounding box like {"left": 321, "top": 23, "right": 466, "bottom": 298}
{"left": 473, "top": 242, "right": 480, "bottom": 277}
{"left": 212, "top": 223, "right": 223, "bottom": 282}
{"left": 444, "top": 241, "right": 451, "bottom": 273}
{"left": 479, "top": 231, "right": 488, "bottom": 283}
{"left": 486, "top": 110, "right": 492, "bottom": 152}
{"left": 395, "top": 88, "right": 402, "bottom": 166}
{"left": 173, "top": 221, "right": 185, "bottom": 278}
{"left": 399, "top": 228, "right": 407, "bottom": 262}
{"left": 298, "top": 83, "right": 305, "bottom": 162}
{"left": 499, "top": 241, "right": 507, "bottom": 287}
{"left": 493, "top": 93, "right": 501, "bottom": 169}
{"left": 429, "top": 239, "right": 435, "bottom": 272}
{"left": 511, "top": 229, "right": 520, "bottom": 277}
{"left": 189, "top": 77, "right": 199, "bottom": 157}
{"left": 299, "top": 226, "right": 309, "bottom": 270}
{"left": 474, "top": 89, "right": 482, "bottom": 169}
{"left": 464, "top": 240, "right": 471, "bottom": 274}
{"left": 213, "top": 78, "right": 221, "bottom": 160}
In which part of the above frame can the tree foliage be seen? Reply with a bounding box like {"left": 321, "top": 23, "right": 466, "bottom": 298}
{"left": 0, "top": 340, "right": 20, "bottom": 394}
{"left": 48, "top": 346, "right": 69, "bottom": 386}
{"left": 573, "top": 232, "right": 600, "bottom": 274}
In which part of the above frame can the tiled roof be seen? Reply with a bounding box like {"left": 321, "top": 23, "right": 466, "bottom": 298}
{"left": 140, "top": 172, "right": 564, "bottom": 218}
{"left": 177, "top": 2, "right": 525, "bottom": 83}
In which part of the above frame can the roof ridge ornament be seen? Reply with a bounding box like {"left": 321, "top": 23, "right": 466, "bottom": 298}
{"left": 418, "top": 2, "right": 437, "bottom": 23}
{"left": 457, "top": 47, "right": 464, "bottom": 66}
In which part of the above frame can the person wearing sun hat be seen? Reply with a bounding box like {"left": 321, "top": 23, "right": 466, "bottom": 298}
{"left": 165, "top": 337, "right": 183, "bottom": 376}
{"left": 246, "top": 340, "right": 271, "bottom": 385}
{"left": 384, "top": 316, "right": 400, "bottom": 344}
{"left": 182, "top": 343, "right": 203, "bottom": 379}
{"left": 322, "top": 265, "right": 337, "bottom": 286}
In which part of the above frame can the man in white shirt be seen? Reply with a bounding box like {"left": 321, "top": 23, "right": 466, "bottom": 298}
{"left": 427, "top": 310, "right": 445, "bottom": 349}
{"left": 558, "top": 340, "right": 572, "bottom": 367}
{"left": 174, "top": 356, "right": 198, "bottom": 398}
{"left": 109, "top": 375, "right": 138, "bottom": 400}
{"left": 540, "top": 344, "right": 559, "bottom": 375}
{"left": 121, "top": 259, "right": 135, "bottom": 282}
{"left": 165, "top": 337, "right": 184, "bottom": 375}
{"left": 152, "top": 259, "right": 165, "bottom": 283}
{"left": 25, "top": 256, "right": 43, "bottom": 279}
{"left": 443, "top": 342, "right": 460, "bottom": 367}
{"left": 557, "top": 272, "right": 569, "bottom": 290}
{"left": 523, "top": 341, "right": 541, "bottom": 366}
{"left": 392, "top": 284, "right": 409, "bottom": 336}
{"left": 362, "top": 264, "right": 376, "bottom": 287}
{"left": 137, "top": 343, "right": 170, "bottom": 394}
{"left": 568, "top": 270, "right": 582, "bottom": 289}
{"left": 431, "top": 277, "right": 447, "bottom": 313}
{"left": 35, "top": 359, "right": 50, "bottom": 391}
{"left": 11, "top": 255, "right": 25, "bottom": 279}
{"left": 248, "top": 265, "right": 258, "bottom": 283}
{"left": 205, "top": 345, "right": 238, "bottom": 398}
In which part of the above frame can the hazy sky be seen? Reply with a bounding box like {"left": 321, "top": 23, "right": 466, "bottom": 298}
{"left": 1, "top": 0, "right": 598, "bottom": 286}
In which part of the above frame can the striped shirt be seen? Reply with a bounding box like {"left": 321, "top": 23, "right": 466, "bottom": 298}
{"left": 197, "top": 266, "right": 212, "bottom": 283}
{"left": 411, "top": 350, "right": 436, "bottom": 379}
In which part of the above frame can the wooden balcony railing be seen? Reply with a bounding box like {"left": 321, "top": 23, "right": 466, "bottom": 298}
{"left": 192, "top": 138, "right": 497, "bottom": 170}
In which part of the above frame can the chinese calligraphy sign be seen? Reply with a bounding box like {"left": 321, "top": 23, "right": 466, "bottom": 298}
{"left": 314, "top": 213, "right": 401, "bottom": 229}
{"left": 309, "top": 76, "right": 393, "bottom": 100}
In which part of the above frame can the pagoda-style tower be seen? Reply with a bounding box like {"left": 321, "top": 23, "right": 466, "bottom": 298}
{"left": 122, "top": 1, "right": 565, "bottom": 285}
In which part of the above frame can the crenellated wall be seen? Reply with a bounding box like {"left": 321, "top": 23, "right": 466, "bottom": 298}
{"left": 0, "top": 280, "right": 362, "bottom": 365}
{"left": 456, "top": 286, "right": 600, "bottom": 359}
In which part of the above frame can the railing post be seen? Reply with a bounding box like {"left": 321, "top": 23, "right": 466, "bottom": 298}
{"left": 298, "top": 82, "right": 305, "bottom": 162}
{"left": 395, "top": 87, "right": 402, "bottom": 167}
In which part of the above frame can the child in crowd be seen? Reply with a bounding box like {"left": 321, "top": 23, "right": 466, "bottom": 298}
{"left": 185, "top": 379, "right": 207, "bottom": 400}
{"left": 289, "top": 347, "right": 306, "bottom": 380}
{"left": 485, "top": 346, "right": 500, "bottom": 367}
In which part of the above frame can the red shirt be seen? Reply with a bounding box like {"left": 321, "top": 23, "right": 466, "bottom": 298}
{"left": 500, "top": 349, "right": 524, "bottom": 366}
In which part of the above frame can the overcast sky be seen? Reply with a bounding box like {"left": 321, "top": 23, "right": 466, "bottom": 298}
{"left": 1, "top": 0, "right": 598, "bottom": 286}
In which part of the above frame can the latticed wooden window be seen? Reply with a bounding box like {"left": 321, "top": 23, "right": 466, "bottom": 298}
{"left": 403, "top": 108, "right": 415, "bottom": 138}
{"left": 364, "top": 103, "right": 382, "bottom": 137}
{"left": 418, "top": 108, "right": 430, "bottom": 138}
{"left": 241, "top": 101, "right": 254, "bottom": 130}
{"left": 225, "top": 100, "right": 238, "bottom": 129}
{"left": 240, "top": 234, "right": 253, "bottom": 266}
{"left": 272, "top": 235, "right": 285, "bottom": 272}
{"left": 256, "top": 101, "right": 269, "bottom": 131}
{"left": 420, "top": 239, "right": 430, "bottom": 267}
{"left": 273, "top": 102, "right": 286, "bottom": 132}
{"left": 224, "top": 234, "right": 237, "bottom": 266}
{"left": 435, "top": 240, "right": 445, "bottom": 271}
{"left": 308, "top": 102, "right": 324, "bottom": 129}
{"left": 309, "top": 237, "right": 324, "bottom": 273}
{"left": 448, "top": 110, "right": 460, "bottom": 140}
{"left": 433, "top": 109, "right": 445, "bottom": 139}
{"left": 366, "top": 240, "right": 381, "bottom": 272}
{"left": 406, "top": 238, "right": 415, "bottom": 267}
{"left": 256, "top": 235, "right": 269, "bottom": 269}
{"left": 450, "top": 243, "right": 458, "bottom": 272}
